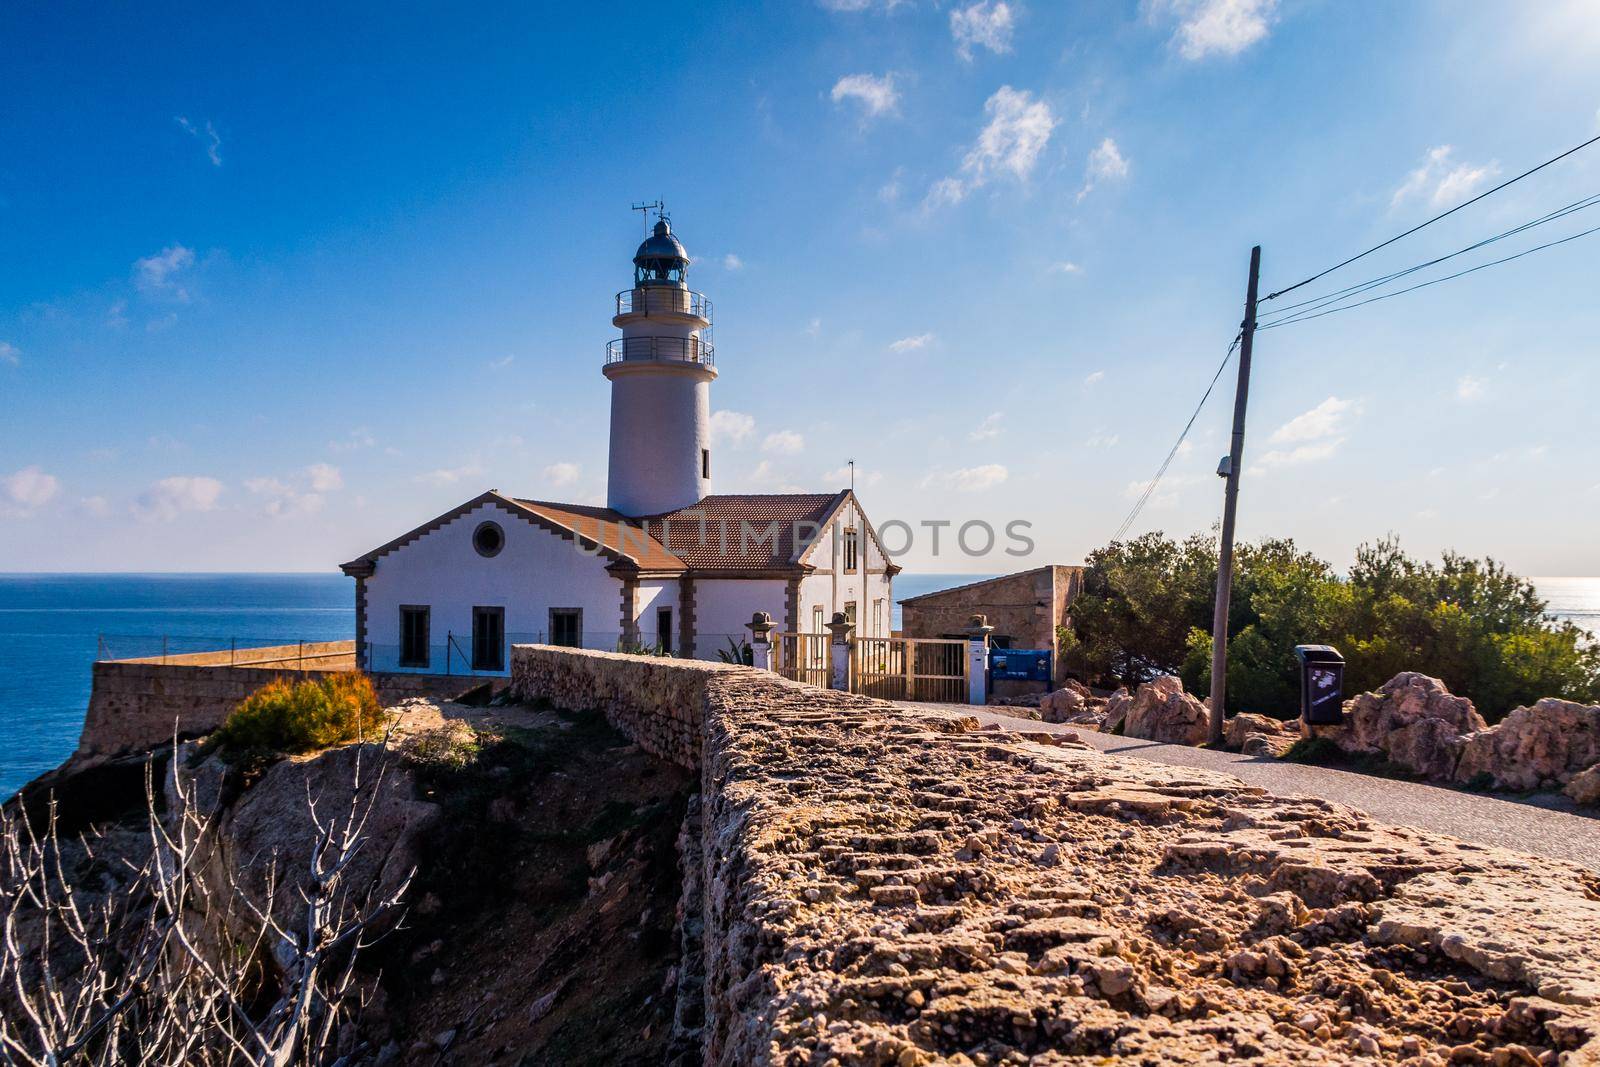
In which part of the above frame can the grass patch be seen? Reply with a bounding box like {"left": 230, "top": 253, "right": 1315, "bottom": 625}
{"left": 210, "top": 673, "right": 385, "bottom": 761}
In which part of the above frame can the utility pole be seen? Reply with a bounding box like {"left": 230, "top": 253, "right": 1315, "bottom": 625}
{"left": 1208, "top": 245, "right": 1261, "bottom": 745}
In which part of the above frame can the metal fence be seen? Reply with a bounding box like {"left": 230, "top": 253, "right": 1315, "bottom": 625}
{"left": 94, "top": 634, "right": 353, "bottom": 668}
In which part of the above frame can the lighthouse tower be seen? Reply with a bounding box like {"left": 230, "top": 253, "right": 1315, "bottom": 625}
{"left": 604, "top": 214, "right": 717, "bottom": 517}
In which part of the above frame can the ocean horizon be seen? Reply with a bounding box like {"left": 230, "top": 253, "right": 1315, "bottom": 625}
{"left": 3, "top": 571, "right": 1597, "bottom": 799}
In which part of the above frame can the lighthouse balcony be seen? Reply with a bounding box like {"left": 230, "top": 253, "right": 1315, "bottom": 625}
{"left": 605, "top": 336, "right": 716, "bottom": 367}
{"left": 614, "top": 287, "right": 713, "bottom": 323}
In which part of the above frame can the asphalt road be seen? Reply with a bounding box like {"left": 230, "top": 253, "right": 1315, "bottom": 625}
{"left": 895, "top": 701, "right": 1600, "bottom": 873}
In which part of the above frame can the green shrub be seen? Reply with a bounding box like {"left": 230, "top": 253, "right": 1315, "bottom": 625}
{"left": 1065, "top": 533, "right": 1600, "bottom": 721}
{"left": 213, "top": 673, "right": 385, "bottom": 756}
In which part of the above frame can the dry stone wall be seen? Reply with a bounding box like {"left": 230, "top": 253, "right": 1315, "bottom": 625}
{"left": 73, "top": 646, "right": 487, "bottom": 767}
{"left": 504, "top": 645, "right": 1600, "bottom": 1065}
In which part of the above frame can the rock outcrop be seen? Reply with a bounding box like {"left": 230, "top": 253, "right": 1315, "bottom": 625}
{"left": 1223, "top": 712, "right": 1293, "bottom": 753}
{"left": 1123, "top": 675, "right": 1209, "bottom": 746}
{"left": 1337, "top": 672, "right": 1486, "bottom": 778}
{"left": 1455, "top": 697, "right": 1600, "bottom": 791}
{"left": 1566, "top": 764, "right": 1600, "bottom": 806}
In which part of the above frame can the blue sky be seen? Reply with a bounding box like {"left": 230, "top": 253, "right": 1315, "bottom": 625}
{"left": 2, "top": 0, "right": 1598, "bottom": 575}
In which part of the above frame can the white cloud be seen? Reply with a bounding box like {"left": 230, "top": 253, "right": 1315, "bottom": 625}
{"left": 1122, "top": 472, "right": 1197, "bottom": 510}
{"left": 970, "top": 412, "right": 1004, "bottom": 441}
{"left": 81, "top": 495, "right": 112, "bottom": 518}
{"left": 722, "top": 253, "right": 744, "bottom": 271}
{"left": 762, "top": 430, "right": 806, "bottom": 455}
{"left": 415, "top": 464, "right": 483, "bottom": 487}
{"left": 817, "top": 0, "right": 908, "bottom": 11}
{"left": 831, "top": 73, "right": 900, "bottom": 120}
{"left": 488, "top": 354, "right": 515, "bottom": 369}
{"left": 822, "top": 463, "right": 884, "bottom": 488}
{"left": 1391, "top": 146, "right": 1500, "bottom": 210}
{"left": 925, "top": 86, "right": 1057, "bottom": 210}
{"left": 134, "top": 245, "right": 196, "bottom": 301}
{"left": 805, "top": 317, "right": 822, "bottom": 337}
{"left": 889, "top": 332, "right": 935, "bottom": 353}
{"left": 328, "top": 428, "right": 376, "bottom": 452}
{"left": 1049, "top": 261, "right": 1082, "bottom": 275}
{"left": 1083, "top": 370, "right": 1105, "bottom": 386}
{"left": 1085, "top": 432, "right": 1120, "bottom": 449}
{"left": 3, "top": 466, "right": 60, "bottom": 512}
{"left": 950, "top": 1, "right": 1015, "bottom": 59}
{"left": 1077, "top": 137, "right": 1130, "bottom": 201}
{"left": 710, "top": 410, "right": 756, "bottom": 445}
{"left": 306, "top": 462, "right": 343, "bottom": 492}
{"left": 543, "top": 461, "right": 580, "bottom": 487}
{"left": 926, "top": 464, "right": 1010, "bottom": 492}
{"left": 1149, "top": 0, "right": 1277, "bottom": 60}
{"left": 1456, "top": 374, "right": 1487, "bottom": 401}
{"left": 137, "top": 475, "right": 222, "bottom": 520}
{"left": 245, "top": 477, "right": 323, "bottom": 517}
{"left": 1252, "top": 439, "right": 1343, "bottom": 472}
{"left": 1268, "top": 396, "right": 1357, "bottom": 444}
{"left": 106, "top": 300, "right": 129, "bottom": 329}
{"left": 0, "top": 341, "right": 18, "bottom": 366}
{"left": 174, "top": 116, "right": 222, "bottom": 166}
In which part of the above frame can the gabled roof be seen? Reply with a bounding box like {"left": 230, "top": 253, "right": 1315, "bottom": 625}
{"left": 642, "top": 493, "right": 845, "bottom": 571}
{"left": 339, "top": 489, "right": 893, "bottom": 578}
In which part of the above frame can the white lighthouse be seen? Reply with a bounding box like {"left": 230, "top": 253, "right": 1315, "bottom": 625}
{"left": 604, "top": 214, "right": 716, "bottom": 517}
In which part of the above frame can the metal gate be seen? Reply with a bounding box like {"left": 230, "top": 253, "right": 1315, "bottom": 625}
{"left": 774, "top": 632, "right": 830, "bottom": 689}
{"left": 852, "top": 636, "right": 969, "bottom": 704}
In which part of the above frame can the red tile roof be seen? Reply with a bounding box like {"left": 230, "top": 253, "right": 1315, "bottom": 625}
{"left": 344, "top": 489, "right": 855, "bottom": 577}
{"left": 641, "top": 493, "right": 845, "bottom": 571}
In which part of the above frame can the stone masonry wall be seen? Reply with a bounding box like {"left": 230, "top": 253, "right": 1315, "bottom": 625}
{"left": 505, "top": 644, "right": 1600, "bottom": 1065}
{"left": 73, "top": 645, "right": 488, "bottom": 766}
{"left": 507, "top": 644, "right": 753, "bottom": 769}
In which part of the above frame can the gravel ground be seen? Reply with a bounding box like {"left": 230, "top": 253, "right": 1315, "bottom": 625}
{"left": 894, "top": 701, "right": 1600, "bottom": 872}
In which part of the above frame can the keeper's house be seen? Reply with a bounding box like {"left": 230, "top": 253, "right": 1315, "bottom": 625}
{"left": 340, "top": 213, "right": 897, "bottom": 673}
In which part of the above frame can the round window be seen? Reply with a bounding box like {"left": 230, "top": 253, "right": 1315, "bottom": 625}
{"left": 472, "top": 520, "right": 505, "bottom": 558}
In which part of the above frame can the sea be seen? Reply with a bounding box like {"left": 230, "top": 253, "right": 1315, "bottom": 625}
{"left": 2, "top": 572, "right": 1597, "bottom": 800}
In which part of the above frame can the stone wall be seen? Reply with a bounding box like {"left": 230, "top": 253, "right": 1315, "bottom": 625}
{"left": 507, "top": 644, "right": 754, "bottom": 769}
{"left": 899, "top": 565, "right": 1083, "bottom": 690}
{"left": 504, "top": 644, "right": 1600, "bottom": 1065}
{"left": 73, "top": 645, "right": 491, "bottom": 766}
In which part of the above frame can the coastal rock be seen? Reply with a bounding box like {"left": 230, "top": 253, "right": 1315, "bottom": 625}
{"left": 1038, "top": 685, "right": 1086, "bottom": 720}
{"left": 1101, "top": 687, "right": 1133, "bottom": 734}
{"left": 1338, "top": 673, "right": 1485, "bottom": 779}
{"left": 1123, "top": 675, "right": 1208, "bottom": 747}
{"left": 1223, "top": 712, "right": 1291, "bottom": 750}
{"left": 1455, "top": 698, "right": 1600, "bottom": 792}
{"left": 1565, "top": 765, "right": 1600, "bottom": 806}
{"left": 1242, "top": 732, "right": 1296, "bottom": 758}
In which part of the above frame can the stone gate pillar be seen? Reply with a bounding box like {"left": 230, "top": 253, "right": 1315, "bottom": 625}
{"left": 746, "top": 611, "right": 776, "bottom": 672}
{"left": 964, "top": 613, "right": 994, "bottom": 706}
{"left": 826, "top": 611, "right": 854, "bottom": 691}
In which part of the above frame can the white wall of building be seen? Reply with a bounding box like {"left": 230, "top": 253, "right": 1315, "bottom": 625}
{"left": 691, "top": 578, "right": 786, "bottom": 659}
{"left": 634, "top": 577, "right": 682, "bottom": 652}
{"left": 796, "top": 499, "right": 894, "bottom": 637}
{"left": 364, "top": 501, "right": 620, "bottom": 672}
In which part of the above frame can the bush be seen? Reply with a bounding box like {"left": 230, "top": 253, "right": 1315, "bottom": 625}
{"left": 213, "top": 673, "right": 386, "bottom": 756}
{"left": 1064, "top": 533, "right": 1600, "bottom": 721}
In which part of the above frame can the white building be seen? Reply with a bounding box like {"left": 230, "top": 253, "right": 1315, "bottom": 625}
{"left": 340, "top": 214, "right": 897, "bottom": 673}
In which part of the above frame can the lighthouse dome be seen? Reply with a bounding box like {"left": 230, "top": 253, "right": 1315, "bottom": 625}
{"left": 633, "top": 218, "right": 689, "bottom": 286}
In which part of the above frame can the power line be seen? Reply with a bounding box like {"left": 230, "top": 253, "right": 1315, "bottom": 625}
{"left": 1259, "top": 221, "right": 1600, "bottom": 331}
{"left": 1112, "top": 334, "right": 1240, "bottom": 543}
{"left": 1257, "top": 190, "right": 1600, "bottom": 324}
{"left": 1261, "top": 132, "right": 1600, "bottom": 303}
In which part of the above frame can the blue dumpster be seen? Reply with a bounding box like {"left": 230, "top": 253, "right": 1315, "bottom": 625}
{"left": 989, "top": 648, "right": 1051, "bottom": 683}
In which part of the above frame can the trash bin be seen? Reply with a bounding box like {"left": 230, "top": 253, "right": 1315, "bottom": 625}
{"left": 989, "top": 648, "right": 1051, "bottom": 682}
{"left": 1294, "top": 645, "right": 1345, "bottom": 725}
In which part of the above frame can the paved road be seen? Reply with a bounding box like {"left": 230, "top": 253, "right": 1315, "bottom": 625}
{"left": 894, "top": 702, "right": 1600, "bottom": 872}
